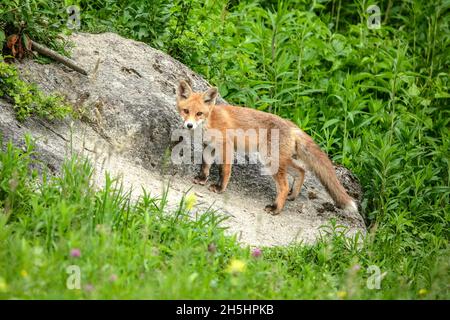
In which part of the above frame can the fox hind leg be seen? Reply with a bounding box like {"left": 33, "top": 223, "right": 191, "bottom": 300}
{"left": 265, "top": 169, "right": 289, "bottom": 215}
{"left": 288, "top": 160, "right": 305, "bottom": 201}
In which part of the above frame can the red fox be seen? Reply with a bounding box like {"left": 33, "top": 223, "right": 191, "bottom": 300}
{"left": 176, "top": 80, "right": 357, "bottom": 215}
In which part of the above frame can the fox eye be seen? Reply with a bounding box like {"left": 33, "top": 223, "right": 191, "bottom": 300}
{"left": 183, "top": 109, "right": 189, "bottom": 114}
{"left": 196, "top": 112, "right": 203, "bottom": 116}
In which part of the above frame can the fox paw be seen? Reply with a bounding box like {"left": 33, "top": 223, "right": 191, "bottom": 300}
{"left": 208, "top": 184, "right": 224, "bottom": 193}
{"left": 264, "top": 204, "right": 281, "bottom": 215}
{"left": 193, "top": 175, "right": 208, "bottom": 185}
{"left": 287, "top": 191, "right": 297, "bottom": 201}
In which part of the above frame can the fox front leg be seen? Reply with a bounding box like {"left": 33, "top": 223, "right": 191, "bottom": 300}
{"left": 194, "top": 145, "right": 215, "bottom": 185}
{"left": 208, "top": 163, "right": 232, "bottom": 193}
{"left": 193, "top": 160, "right": 211, "bottom": 185}
{"left": 209, "top": 139, "right": 233, "bottom": 193}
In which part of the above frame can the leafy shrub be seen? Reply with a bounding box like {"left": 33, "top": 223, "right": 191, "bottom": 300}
{"left": 0, "top": 0, "right": 69, "bottom": 54}
{"left": 0, "top": 57, "right": 72, "bottom": 121}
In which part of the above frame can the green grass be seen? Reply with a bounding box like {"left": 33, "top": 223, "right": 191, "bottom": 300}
{"left": 0, "top": 0, "right": 449, "bottom": 299}
{"left": 0, "top": 138, "right": 448, "bottom": 299}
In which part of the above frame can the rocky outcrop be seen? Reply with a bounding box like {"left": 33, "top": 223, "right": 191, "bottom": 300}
{"left": 0, "top": 32, "right": 365, "bottom": 246}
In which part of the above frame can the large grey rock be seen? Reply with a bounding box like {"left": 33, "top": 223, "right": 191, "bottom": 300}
{"left": 0, "top": 32, "right": 365, "bottom": 246}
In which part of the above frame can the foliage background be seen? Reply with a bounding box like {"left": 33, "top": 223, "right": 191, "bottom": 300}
{"left": 0, "top": 0, "right": 449, "bottom": 299}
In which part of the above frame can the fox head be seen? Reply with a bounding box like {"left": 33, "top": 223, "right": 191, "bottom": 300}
{"left": 176, "top": 80, "right": 218, "bottom": 130}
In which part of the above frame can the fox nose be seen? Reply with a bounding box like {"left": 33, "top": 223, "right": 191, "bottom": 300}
{"left": 187, "top": 123, "right": 193, "bottom": 129}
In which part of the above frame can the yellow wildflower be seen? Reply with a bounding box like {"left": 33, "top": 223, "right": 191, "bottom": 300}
{"left": 0, "top": 277, "right": 8, "bottom": 293}
{"left": 418, "top": 288, "right": 428, "bottom": 296}
{"left": 226, "top": 259, "right": 246, "bottom": 274}
{"left": 337, "top": 291, "right": 347, "bottom": 299}
{"left": 20, "top": 270, "right": 28, "bottom": 278}
{"left": 185, "top": 193, "right": 197, "bottom": 211}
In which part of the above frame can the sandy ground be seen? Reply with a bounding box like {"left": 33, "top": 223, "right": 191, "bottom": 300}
{"left": 0, "top": 100, "right": 366, "bottom": 248}
{"left": 79, "top": 128, "right": 365, "bottom": 247}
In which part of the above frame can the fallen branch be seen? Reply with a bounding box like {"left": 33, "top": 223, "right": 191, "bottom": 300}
{"left": 31, "top": 40, "right": 88, "bottom": 75}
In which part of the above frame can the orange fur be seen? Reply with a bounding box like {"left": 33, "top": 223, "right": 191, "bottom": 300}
{"left": 176, "top": 80, "right": 357, "bottom": 214}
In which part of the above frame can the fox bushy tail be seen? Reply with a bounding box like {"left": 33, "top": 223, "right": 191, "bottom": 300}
{"left": 295, "top": 130, "right": 357, "bottom": 212}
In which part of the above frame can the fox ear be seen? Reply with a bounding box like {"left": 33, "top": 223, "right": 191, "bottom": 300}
{"left": 178, "top": 80, "right": 192, "bottom": 100}
{"left": 203, "top": 87, "right": 218, "bottom": 105}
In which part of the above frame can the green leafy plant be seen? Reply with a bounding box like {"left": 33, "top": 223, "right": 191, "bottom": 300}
{"left": 0, "top": 0, "right": 69, "bottom": 56}
{"left": 0, "top": 58, "right": 72, "bottom": 121}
